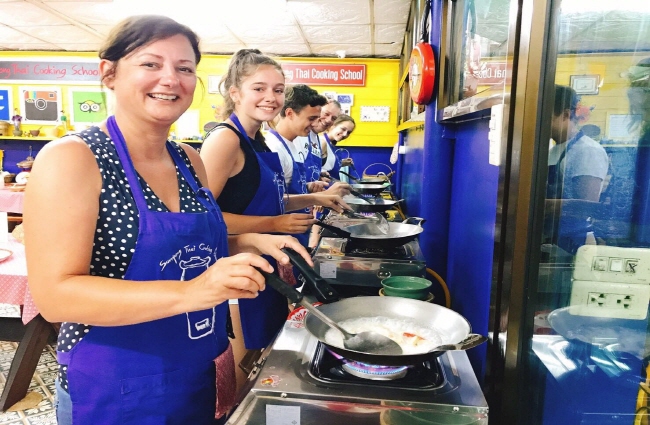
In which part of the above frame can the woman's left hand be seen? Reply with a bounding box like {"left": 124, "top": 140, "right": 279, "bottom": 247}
{"left": 233, "top": 234, "right": 313, "bottom": 267}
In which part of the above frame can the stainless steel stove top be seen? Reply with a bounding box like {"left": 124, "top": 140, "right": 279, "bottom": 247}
{"left": 226, "top": 316, "right": 488, "bottom": 425}
{"left": 312, "top": 238, "right": 427, "bottom": 292}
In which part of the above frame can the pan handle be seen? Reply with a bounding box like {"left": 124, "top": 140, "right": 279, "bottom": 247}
{"left": 402, "top": 216, "right": 426, "bottom": 226}
{"left": 281, "top": 248, "right": 340, "bottom": 303}
{"left": 256, "top": 267, "right": 303, "bottom": 304}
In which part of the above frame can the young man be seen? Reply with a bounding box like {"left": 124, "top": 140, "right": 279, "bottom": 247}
{"left": 295, "top": 99, "right": 343, "bottom": 182}
{"left": 545, "top": 85, "right": 609, "bottom": 253}
{"left": 265, "top": 85, "right": 348, "bottom": 247}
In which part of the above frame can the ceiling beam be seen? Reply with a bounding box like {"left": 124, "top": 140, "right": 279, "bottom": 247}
{"left": 23, "top": 0, "right": 106, "bottom": 40}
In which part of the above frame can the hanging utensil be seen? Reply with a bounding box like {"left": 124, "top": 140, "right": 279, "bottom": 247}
{"left": 258, "top": 268, "right": 403, "bottom": 355}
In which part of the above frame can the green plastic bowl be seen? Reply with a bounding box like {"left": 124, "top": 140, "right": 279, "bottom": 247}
{"left": 381, "top": 276, "right": 432, "bottom": 300}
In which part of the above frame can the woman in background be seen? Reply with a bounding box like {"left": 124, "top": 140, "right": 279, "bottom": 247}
{"left": 321, "top": 114, "right": 356, "bottom": 180}
{"left": 24, "top": 17, "right": 309, "bottom": 425}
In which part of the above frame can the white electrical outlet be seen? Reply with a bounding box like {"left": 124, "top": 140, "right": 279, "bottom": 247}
{"left": 573, "top": 245, "right": 650, "bottom": 284}
{"left": 569, "top": 280, "right": 650, "bottom": 319}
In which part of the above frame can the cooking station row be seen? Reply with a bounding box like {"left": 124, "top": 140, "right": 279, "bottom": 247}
{"left": 225, "top": 205, "right": 489, "bottom": 424}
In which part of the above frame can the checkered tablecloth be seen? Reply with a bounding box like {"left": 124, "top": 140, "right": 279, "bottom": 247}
{"left": 0, "top": 187, "right": 24, "bottom": 214}
{"left": 0, "top": 237, "right": 37, "bottom": 324}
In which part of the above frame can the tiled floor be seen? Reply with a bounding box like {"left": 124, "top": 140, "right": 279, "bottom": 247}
{"left": 0, "top": 304, "right": 57, "bottom": 425}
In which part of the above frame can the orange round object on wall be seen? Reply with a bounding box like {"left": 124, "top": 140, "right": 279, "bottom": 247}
{"left": 409, "top": 42, "right": 436, "bottom": 105}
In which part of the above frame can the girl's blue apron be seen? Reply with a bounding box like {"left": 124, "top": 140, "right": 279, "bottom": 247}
{"left": 269, "top": 129, "right": 310, "bottom": 247}
{"left": 229, "top": 115, "right": 289, "bottom": 349}
{"left": 304, "top": 132, "right": 323, "bottom": 182}
{"left": 546, "top": 131, "right": 592, "bottom": 253}
{"left": 323, "top": 133, "right": 342, "bottom": 181}
{"left": 57, "top": 116, "right": 230, "bottom": 425}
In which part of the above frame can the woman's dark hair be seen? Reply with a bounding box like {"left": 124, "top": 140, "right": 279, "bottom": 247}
{"left": 219, "top": 49, "right": 284, "bottom": 120}
{"left": 99, "top": 15, "right": 201, "bottom": 84}
{"left": 280, "top": 84, "right": 327, "bottom": 117}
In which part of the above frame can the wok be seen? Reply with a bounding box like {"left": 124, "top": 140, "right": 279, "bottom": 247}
{"left": 318, "top": 217, "right": 424, "bottom": 250}
{"left": 547, "top": 306, "right": 648, "bottom": 359}
{"left": 305, "top": 297, "right": 484, "bottom": 365}
{"left": 349, "top": 183, "right": 391, "bottom": 195}
{"left": 278, "top": 248, "right": 486, "bottom": 365}
{"left": 343, "top": 196, "right": 403, "bottom": 213}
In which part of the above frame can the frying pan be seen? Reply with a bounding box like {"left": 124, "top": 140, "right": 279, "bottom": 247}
{"left": 349, "top": 183, "right": 391, "bottom": 195}
{"left": 343, "top": 197, "right": 403, "bottom": 213}
{"left": 317, "top": 217, "right": 425, "bottom": 250}
{"left": 279, "top": 248, "right": 486, "bottom": 366}
{"left": 547, "top": 306, "right": 648, "bottom": 359}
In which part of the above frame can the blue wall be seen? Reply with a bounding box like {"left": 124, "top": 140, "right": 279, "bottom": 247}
{"left": 1, "top": 139, "right": 47, "bottom": 174}
{"left": 338, "top": 146, "right": 393, "bottom": 181}
{"left": 395, "top": 0, "right": 496, "bottom": 381}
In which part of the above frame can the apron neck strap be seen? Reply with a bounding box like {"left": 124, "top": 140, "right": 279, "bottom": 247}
{"left": 269, "top": 129, "right": 297, "bottom": 161}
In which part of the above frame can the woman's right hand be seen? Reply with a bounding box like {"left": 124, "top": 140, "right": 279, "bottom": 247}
{"left": 313, "top": 194, "right": 350, "bottom": 212}
{"left": 273, "top": 213, "right": 317, "bottom": 233}
{"left": 187, "top": 253, "right": 271, "bottom": 310}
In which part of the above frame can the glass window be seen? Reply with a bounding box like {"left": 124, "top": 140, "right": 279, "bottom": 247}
{"left": 529, "top": 1, "right": 650, "bottom": 424}
{"left": 441, "top": 0, "right": 512, "bottom": 119}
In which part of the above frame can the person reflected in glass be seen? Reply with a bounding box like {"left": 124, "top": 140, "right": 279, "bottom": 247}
{"left": 545, "top": 85, "right": 609, "bottom": 253}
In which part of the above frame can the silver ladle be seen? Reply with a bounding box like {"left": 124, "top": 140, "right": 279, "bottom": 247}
{"left": 258, "top": 268, "right": 402, "bottom": 355}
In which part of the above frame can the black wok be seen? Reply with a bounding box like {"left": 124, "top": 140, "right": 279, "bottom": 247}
{"left": 343, "top": 196, "right": 403, "bottom": 213}
{"left": 318, "top": 218, "right": 424, "bottom": 249}
{"left": 273, "top": 249, "right": 486, "bottom": 366}
{"left": 349, "top": 183, "right": 391, "bottom": 195}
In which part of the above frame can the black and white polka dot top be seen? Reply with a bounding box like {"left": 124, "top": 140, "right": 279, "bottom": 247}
{"left": 56, "top": 127, "right": 207, "bottom": 391}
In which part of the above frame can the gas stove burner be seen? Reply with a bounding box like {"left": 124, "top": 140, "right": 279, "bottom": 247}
{"left": 328, "top": 348, "right": 408, "bottom": 380}
{"left": 310, "top": 343, "right": 443, "bottom": 389}
{"left": 342, "top": 361, "right": 409, "bottom": 380}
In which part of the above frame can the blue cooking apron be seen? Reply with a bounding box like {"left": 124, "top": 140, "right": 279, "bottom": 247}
{"left": 546, "top": 131, "right": 593, "bottom": 253}
{"left": 304, "top": 132, "right": 322, "bottom": 182}
{"left": 229, "top": 114, "right": 289, "bottom": 349}
{"left": 57, "top": 116, "right": 230, "bottom": 425}
{"left": 269, "top": 129, "right": 310, "bottom": 247}
{"left": 323, "top": 133, "right": 342, "bottom": 181}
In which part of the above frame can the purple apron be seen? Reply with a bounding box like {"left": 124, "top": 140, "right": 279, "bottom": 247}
{"left": 58, "top": 116, "right": 230, "bottom": 424}
{"left": 269, "top": 129, "right": 310, "bottom": 246}
{"left": 304, "top": 132, "right": 322, "bottom": 182}
{"left": 229, "top": 114, "right": 289, "bottom": 349}
{"left": 323, "top": 133, "right": 342, "bottom": 181}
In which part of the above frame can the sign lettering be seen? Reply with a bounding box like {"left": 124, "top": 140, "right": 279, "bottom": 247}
{"left": 0, "top": 60, "right": 100, "bottom": 83}
{"left": 281, "top": 63, "right": 366, "bottom": 86}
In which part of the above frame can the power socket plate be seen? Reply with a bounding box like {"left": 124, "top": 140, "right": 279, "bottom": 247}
{"left": 569, "top": 280, "right": 650, "bottom": 319}
{"left": 573, "top": 245, "right": 650, "bottom": 284}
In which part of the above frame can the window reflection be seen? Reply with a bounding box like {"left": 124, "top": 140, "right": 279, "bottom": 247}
{"left": 534, "top": 1, "right": 650, "bottom": 423}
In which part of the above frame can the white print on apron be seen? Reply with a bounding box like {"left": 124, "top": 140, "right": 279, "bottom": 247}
{"left": 273, "top": 172, "right": 286, "bottom": 213}
{"left": 160, "top": 245, "right": 217, "bottom": 340}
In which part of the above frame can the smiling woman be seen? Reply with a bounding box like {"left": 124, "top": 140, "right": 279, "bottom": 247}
{"left": 23, "top": 14, "right": 312, "bottom": 425}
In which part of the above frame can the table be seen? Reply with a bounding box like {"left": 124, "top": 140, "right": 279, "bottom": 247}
{"left": 0, "top": 187, "right": 24, "bottom": 214}
{"left": 0, "top": 237, "right": 55, "bottom": 411}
